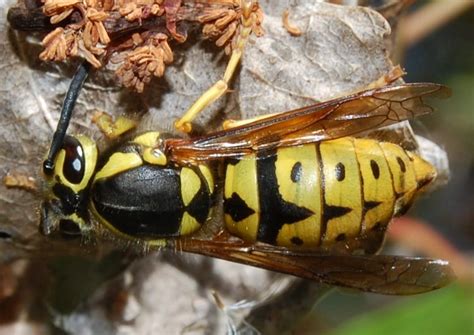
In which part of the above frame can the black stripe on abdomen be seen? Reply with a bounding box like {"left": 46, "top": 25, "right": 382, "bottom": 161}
{"left": 256, "top": 149, "right": 314, "bottom": 245}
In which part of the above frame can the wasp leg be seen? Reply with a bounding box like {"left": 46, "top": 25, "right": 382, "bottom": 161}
{"left": 174, "top": 1, "right": 258, "bottom": 133}
{"left": 222, "top": 112, "right": 280, "bottom": 130}
{"left": 91, "top": 111, "right": 137, "bottom": 140}
{"left": 364, "top": 65, "right": 405, "bottom": 90}
{"left": 43, "top": 61, "right": 91, "bottom": 175}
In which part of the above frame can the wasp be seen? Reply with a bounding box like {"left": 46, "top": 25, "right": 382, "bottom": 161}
{"left": 40, "top": 82, "right": 455, "bottom": 295}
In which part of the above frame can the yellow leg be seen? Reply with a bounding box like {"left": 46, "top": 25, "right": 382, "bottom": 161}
{"left": 222, "top": 112, "right": 280, "bottom": 130}
{"left": 174, "top": 1, "right": 258, "bottom": 133}
{"left": 92, "top": 111, "right": 137, "bottom": 140}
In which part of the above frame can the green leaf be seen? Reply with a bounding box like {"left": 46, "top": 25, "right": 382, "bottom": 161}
{"left": 328, "top": 284, "right": 473, "bottom": 335}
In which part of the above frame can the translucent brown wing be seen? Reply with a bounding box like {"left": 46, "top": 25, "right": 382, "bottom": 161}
{"left": 179, "top": 239, "right": 455, "bottom": 295}
{"left": 166, "top": 83, "right": 450, "bottom": 163}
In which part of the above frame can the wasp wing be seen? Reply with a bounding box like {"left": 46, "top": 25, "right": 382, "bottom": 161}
{"left": 179, "top": 239, "right": 455, "bottom": 295}
{"left": 167, "top": 83, "right": 450, "bottom": 163}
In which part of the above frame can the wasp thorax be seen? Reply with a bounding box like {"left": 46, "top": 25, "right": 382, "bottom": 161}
{"left": 86, "top": 132, "right": 214, "bottom": 240}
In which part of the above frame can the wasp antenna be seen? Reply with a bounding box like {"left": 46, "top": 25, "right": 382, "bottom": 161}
{"left": 43, "top": 61, "right": 91, "bottom": 175}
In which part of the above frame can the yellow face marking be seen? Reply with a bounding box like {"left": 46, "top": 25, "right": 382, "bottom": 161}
{"left": 320, "top": 138, "right": 363, "bottom": 244}
{"left": 93, "top": 152, "right": 143, "bottom": 182}
{"left": 180, "top": 167, "right": 202, "bottom": 207}
{"left": 132, "top": 132, "right": 161, "bottom": 147}
{"left": 52, "top": 135, "right": 98, "bottom": 194}
{"left": 274, "top": 145, "right": 322, "bottom": 247}
{"left": 224, "top": 155, "right": 259, "bottom": 242}
{"left": 199, "top": 165, "right": 214, "bottom": 194}
{"left": 379, "top": 142, "right": 417, "bottom": 213}
{"left": 354, "top": 139, "right": 395, "bottom": 231}
{"left": 180, "top": 212, "right": 201, "bottom": 235}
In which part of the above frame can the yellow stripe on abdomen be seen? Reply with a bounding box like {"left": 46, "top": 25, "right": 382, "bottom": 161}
{"left": 320, "top": 138, "right": 363, "bottom": 244}
{"left": 274, "top": 145, "right": 322, "bottom": 248}
{"left": 224, "top": 155, "right": 259, "bottom": 242}
{"left": 354, "top": 139, "right": 395, "bottom": 231}
{"left": 380, "top": 142, "right": 417, "bottom": 214}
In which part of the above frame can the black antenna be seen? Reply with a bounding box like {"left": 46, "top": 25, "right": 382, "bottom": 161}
{"left": 43, "top": 61, "right": 91, "bottom": 175}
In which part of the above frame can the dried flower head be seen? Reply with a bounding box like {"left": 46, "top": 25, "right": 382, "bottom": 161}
{"left": 199, "top": 0, "right": 264, "bottom": 54}
{"left": 118, "top": 0, "right": 164, "bottom": 22}
{"left": 40, "top": 28, "right": 79, "bottom": 62}
{"left": 116, "top": 33, "right": 173, "bottom": 92}
{"left": 40, "top": 0, "right": 111, "bottom": 67}
{"left": 33, "top": 0, "right": 264, "bottom": 91}
{"left": 42, "top": 0, "right": 82, "bottom": 23}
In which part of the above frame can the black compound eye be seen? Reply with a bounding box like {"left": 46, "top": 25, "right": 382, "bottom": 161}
{"left": 62, "top": 136, "right": 85, "bottom": 184}
{"left": 59, "top": 219, "right": 82, "bottom": 237}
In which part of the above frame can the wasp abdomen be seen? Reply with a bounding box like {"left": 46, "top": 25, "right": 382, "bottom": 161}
{"left": 224, "top": 138, "right": 436, "bottom": 249}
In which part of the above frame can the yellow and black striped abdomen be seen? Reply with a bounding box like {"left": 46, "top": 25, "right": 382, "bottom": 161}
{"left": 223, "top": 138, "right": 435, "bottom": 249}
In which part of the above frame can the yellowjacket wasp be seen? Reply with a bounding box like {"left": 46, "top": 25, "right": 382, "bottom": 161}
{"left": 40, "top": 82, "right": 454, "bottom": 295}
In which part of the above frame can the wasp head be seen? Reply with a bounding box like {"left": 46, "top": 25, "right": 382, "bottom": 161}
{"left": 40, "top": 135, "right": 98, "bottom": 238}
